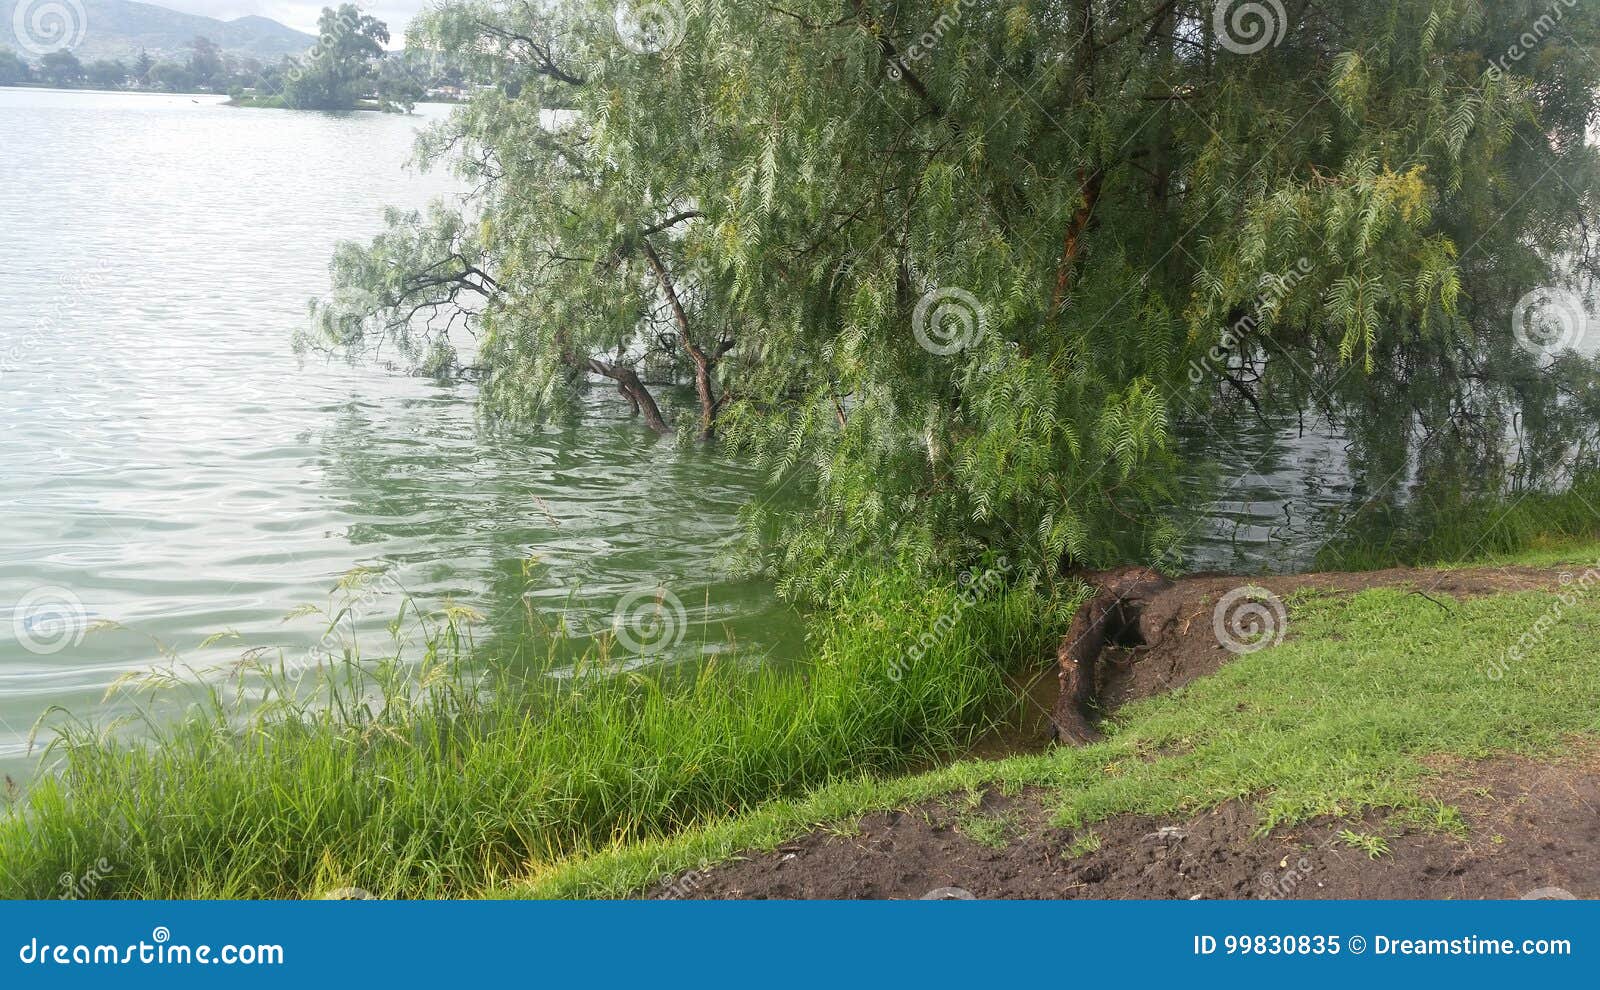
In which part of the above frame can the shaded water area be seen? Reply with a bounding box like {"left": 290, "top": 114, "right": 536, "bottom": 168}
{"left": 1, "top": 89, "right": 1383, "bottom": 775}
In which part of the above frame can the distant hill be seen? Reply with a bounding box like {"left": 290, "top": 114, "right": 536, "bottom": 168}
{"left": 1, "top": 0, "right": 316, "bottom": 63}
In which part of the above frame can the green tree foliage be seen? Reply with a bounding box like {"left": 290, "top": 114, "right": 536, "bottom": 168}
{"left": 145, "top": 60, "right": 192, "bottom": 92}
{"left": 188, "top": 36, "right": 224, "bottom": 89}
{"left": 313, "top": 0, "right": 1600, "bottom": 597}
{"left": 0, "top": 47, "right": 28, "bottom": 86}
{"left": 36, "top": 51, "right": 83, "bottom": 88}
{"left": 282, "top": 4, "right": 389, "bottom": 110}
{"left": 85, "top": 59, "right": 127, "bottom": 89}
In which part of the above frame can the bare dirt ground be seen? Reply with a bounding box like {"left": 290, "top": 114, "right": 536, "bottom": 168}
{"left": 684, "top": 564, "right": 1596, "bottom": 900}
{"left": 687, "top": 752, "right": 1599, "bottom": 900}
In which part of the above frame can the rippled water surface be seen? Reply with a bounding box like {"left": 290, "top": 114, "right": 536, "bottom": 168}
{"left": 0, "top": 89, "right": 805, "bottom": 771}
{"left": 0, "top": 89, "right": 1378, "bottom": 776}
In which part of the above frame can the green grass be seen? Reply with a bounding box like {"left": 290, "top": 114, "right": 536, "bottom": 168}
{"left": 1315, "top": 473, "right": 1600, "bottom": 571}
{"left": 225, "top": 95, "right": 286, "bottom": 109}
{"left": 1063, "top": 829, "right": 1102, "bottom": 858}
{"left": 0, "top": 569, "right": 1067, "bottom": 899}
{"left": 6, "top": 533, "right": 1600, "bottom": 900}
{"left": 522, "top": 583, "right": 1600, "bottom": 898}
{"left": 1337, "top": 829, "right": 1392, "bottom": 859}
{"left": 955, "top": 810, "right": 1018, "bottom": 849}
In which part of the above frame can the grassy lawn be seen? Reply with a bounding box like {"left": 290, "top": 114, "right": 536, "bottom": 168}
{"left": 521, "top": 549, "right": 1600, "bottom": 898}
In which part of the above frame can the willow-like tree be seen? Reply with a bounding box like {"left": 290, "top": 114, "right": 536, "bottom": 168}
{"left": 310, "top": 0, "right": 1600, "bottom": 599}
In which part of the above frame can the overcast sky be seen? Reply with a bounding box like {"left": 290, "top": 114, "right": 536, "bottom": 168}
{"left": 153, "top": 1, "right": 434, "bottom": 45}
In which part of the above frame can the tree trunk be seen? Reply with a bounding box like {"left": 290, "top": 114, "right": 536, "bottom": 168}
{"left": 640, "top": 239, "right": 719, "bottom": 440}
{"left": 585, "top": 357, "right": 671, "bottom": 435}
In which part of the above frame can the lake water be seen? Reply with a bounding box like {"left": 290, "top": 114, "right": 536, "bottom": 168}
{"left": 0, "top": 88, "right": 1372, "bottom": 776}
{"left": 0, "top": 88, "right": 807, "bottom": 773}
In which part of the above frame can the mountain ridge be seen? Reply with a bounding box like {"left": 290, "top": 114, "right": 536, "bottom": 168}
{"left": 1, "top": 0, "right": 317, "bottom": 63}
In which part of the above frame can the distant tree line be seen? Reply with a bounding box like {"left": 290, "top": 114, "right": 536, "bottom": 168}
{"left": 0, "top": 5, "right": 461, "bottom": 111}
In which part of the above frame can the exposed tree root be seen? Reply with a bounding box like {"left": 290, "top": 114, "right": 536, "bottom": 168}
{"left": 1052, "top": 566, "right": 1177, "bottom": 743}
